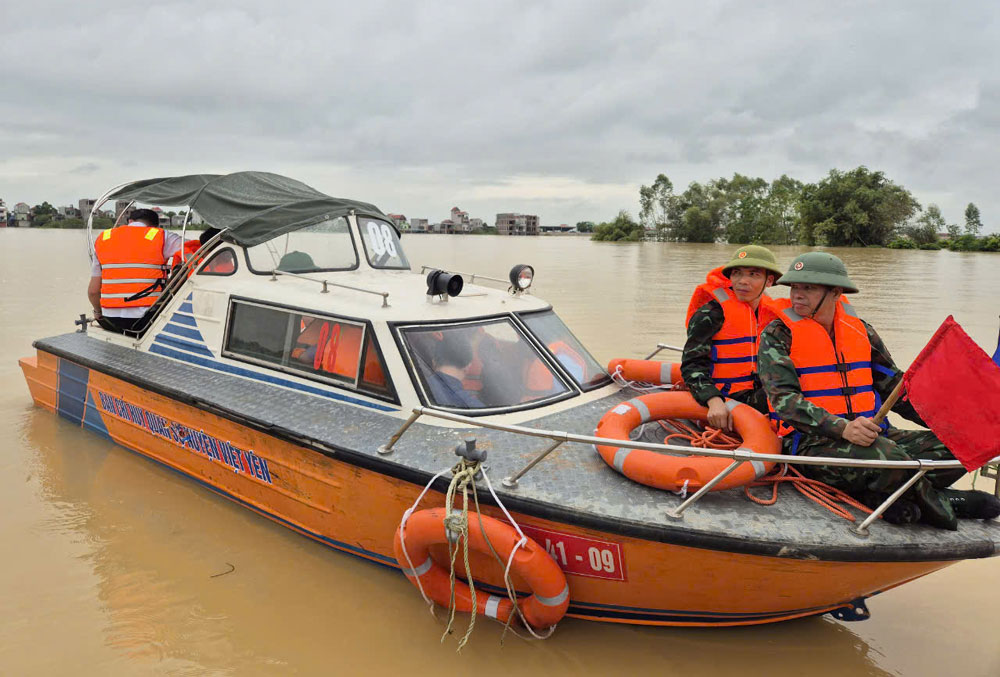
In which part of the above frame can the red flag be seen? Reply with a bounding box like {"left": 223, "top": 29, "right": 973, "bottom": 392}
{"left": 904, "top": 316, "right": 1000, "bottom": 471}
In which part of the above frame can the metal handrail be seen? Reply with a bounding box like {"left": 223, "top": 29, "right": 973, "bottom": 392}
{"left": 644, "top": 343, "right": 684, "bottom": 360}
{"left": 419, "top": 265, "right": 507, "bottom": 286}
{"left": 378, "top": 406, "right": 1000, "bottom": 536}
{"left": 269, "top": 269, "right": 390, "bottom": 307}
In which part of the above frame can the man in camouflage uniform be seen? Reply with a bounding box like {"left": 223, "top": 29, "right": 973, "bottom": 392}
{"left": 758, "top": 252, "right": 1000, "bottom": 529}
{"left": 682, "top": 245, "right": 785, "bottom": 429}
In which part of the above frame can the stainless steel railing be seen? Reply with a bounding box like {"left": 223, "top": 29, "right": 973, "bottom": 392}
{"left": 269, "top": 269, "right": 390, "bottom": 307}
{"left": 378, "top": 405, "right": 1000, "bottom": 536}
{"left": 419, "top": 265, "right": 508, "bottom": 287}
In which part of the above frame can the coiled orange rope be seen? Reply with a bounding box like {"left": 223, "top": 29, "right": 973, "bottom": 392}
{"left": 656, "top": 419, "right": 876, "bottom": 522}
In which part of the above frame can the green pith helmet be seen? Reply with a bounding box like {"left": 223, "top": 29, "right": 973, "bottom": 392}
{"left": 777, "top": 252, "right": 859, "bottom": 293}
{"left": 721, "top": 244, "right": 784, "bottom": 277}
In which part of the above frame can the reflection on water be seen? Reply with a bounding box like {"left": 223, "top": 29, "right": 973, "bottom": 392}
{"left": 2, "top": 230, "right": 998, "bottom": 675}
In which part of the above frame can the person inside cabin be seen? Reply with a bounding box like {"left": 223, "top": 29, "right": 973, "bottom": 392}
{"left": 681, "top": 245, "right": 787, "bottom": 430}
{"left": 88, "top": 208, "right": 182, "bottom": 334}
{"left": 425, "top": 335, "right": 483, "bottom": 409}
{"left": 758, "top": 252, "right": 1000, "bottom": 529}
{"left": 169, "top": 226, "right": 225, "bottom": 273}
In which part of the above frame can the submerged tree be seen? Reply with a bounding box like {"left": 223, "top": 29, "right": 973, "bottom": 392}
{"left": 965, "top": 203, "right": 982, "bottom": 236}
{"left": 798, "top": 167, "right": 919, "bottom": 246}
{"left": 639, "top": 174, "right": 674, "bottom": 234}
{"left": 660, "top": 180, "right": 728, "bottom": 242}
{"left": 591, "top": 210, "right": 645, "bottom": 242}
{"left": 762, "top": 174, "right": 804, "bottom": 244}
{"left": 904, "top": 204, "right": 946, "bottom": 245}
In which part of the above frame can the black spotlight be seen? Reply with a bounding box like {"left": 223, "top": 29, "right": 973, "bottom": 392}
{"left": 426, "top": 269, "right": 464, "bottom": 297}
{"left": 509, "top": 264, "right": 534, "bottom": 291}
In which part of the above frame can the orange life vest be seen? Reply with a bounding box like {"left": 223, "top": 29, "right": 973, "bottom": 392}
{"left": 94, "top": 226, "right": 167, "bottom": 309}
{"left": 170, "top": 239, "right": 202, "bottom": 268}
{"left": 685, "top": 267, "right": 789, "bottom": 396}
{"left": 767, "top": 301, "right": 883, "bottom": 444}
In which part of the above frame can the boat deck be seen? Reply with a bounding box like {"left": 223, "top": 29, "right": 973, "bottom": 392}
{"left": 36, "top": 332, "right": 1000, "bottom": 563}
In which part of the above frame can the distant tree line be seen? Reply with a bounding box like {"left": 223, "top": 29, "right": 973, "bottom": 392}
{"left": 18, "top": 201, "right": 207, "bottom": 230}
{"left": 591, "top": 166, "right": 993, "bottom": 249}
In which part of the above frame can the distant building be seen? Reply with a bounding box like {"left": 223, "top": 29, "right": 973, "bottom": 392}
{"left": 410, "top": 217, "right": 429, "bottom": 233}
{"left": 58, "top": 205, "right": 80, "bottom": 219}
{"left": 495, "top": 213, "right": 540, "bottom": 236}
{"left": 149, "top": 206, "right": 172, "bottom": 228}
{"left": 13, "top": 202, "right": 31, "bottom": 227}
{"left": 78, "top": 198, "right": 97, "bottom": 222}
{"left": 450, "top": 206, "right": 471, "bottom": 232}
{"left": 114, "top": 200, "right": 131, "bottom": 222}
{"left": 469, "top": 217, "right": 486, "bottom": 231}
{"left": 540, "top": 223, "right": 575, "bottom": 233}
{"left": 0, "top": 199, "right": 7, "bottom": 227}
{"left": 386, "top": 213, "right": 408, "bottom": 231}
{"left": 438, "top": 219, "right": 455, "bottom": 234}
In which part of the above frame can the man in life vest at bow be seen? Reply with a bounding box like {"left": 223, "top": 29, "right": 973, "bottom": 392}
{"left": 681, "top": 245, "right": 788, "bottom": 430}
{"left": 88, "top": 208, "right": 182, "bottom": 334}
{"left": 758, "top": 252, "right": 1000, "bottom": 530}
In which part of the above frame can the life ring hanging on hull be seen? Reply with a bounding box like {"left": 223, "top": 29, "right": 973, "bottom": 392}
{"left": 594, "top": 391, "right": 781, "bottom": 492}
{"left": 393, "top": 508, "right": 570, "bottom": 629}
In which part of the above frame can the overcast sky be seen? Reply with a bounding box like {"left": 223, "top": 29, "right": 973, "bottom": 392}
{"left": 1, "top": 1, "right": 997, "bottom": 230}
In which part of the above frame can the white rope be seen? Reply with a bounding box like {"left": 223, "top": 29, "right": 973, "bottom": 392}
{"left": 672, "top": 478, "right": 690, "bottom": 499}
{"left": 610, "top": 364, "right": 675, "bottom": 392}
{"left": 398, "top": 467, "right": 453, "bottom": 611}
{"left": 397, "top": 463, "right": 560, "bottom": 641}
{"left": 480, "top": 468, "right": 558, "bottom": 640}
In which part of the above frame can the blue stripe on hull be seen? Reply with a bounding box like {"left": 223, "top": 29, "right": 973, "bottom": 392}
{"left": 82, "top": 389, "right": 110, "bottom": 438}
{"left": 161, "top": 323, "right": 205, "bottom": 341}
{"left": 168, "top": 313, "right": 198, "bottom": 327}
{"left": 153, "top": 333, "right": 215, "bottom": 358}
{"left": 57, "top": 359, "right": 90, "bottom": 426}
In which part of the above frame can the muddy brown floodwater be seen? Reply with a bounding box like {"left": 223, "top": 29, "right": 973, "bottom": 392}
{"left": 1, "top": 229, "right": 998, "bottom": 675}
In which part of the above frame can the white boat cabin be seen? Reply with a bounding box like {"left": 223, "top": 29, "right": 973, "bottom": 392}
{"left": 90, "top": 202, "right": 614, "bottom": 424}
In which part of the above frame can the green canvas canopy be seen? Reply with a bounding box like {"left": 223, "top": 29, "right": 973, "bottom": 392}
{"left": 106, "top": 171, "right": 388, "bottom": 247}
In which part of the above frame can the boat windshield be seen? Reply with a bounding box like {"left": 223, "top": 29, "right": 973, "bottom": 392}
{"left": 400, "top": 319, "right": 573, "bottom": 411}
{"left": 245, "top": 217, "right": 358, "bottom": 273}
{"left": 358, "top": 217, "right": 409, "bottom": 269}
{"left": 519, "top": 310, "right": 610, "bottom": 390}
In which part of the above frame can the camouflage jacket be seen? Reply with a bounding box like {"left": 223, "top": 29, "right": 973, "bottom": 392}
{"left": 757, "top": 318, "right": 925, "bottom": 440}
{"left": 680, "top": 299, "right": 765, "bottom": 407}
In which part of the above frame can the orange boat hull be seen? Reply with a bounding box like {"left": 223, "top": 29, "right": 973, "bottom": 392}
{"left": 20, "top": 350, "right": 954, "bottom": 626}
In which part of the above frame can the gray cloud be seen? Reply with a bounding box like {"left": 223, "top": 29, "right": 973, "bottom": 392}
{"left": 1, "top": 0, "right": 998, "bottom": 229}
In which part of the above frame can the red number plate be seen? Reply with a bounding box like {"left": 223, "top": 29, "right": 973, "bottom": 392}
{"left": 516, "top": 524, "right": 626, "bottom": 581}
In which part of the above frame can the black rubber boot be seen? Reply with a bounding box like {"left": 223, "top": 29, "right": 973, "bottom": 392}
{"left": 914, "top": 485, "right": 958, "bottom": 531}
{"left": 941, "top": 489, "right": 1000, "bottom": 520}
{"left": 859, "top": 491, "right": 922, "bottom": 525}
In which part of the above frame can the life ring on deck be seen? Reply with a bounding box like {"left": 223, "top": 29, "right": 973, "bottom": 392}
{"left": 393, "top": 508, "right": 570, "bottom": 629}
{"left": 607, "top": 358, "right": 682, "bottom": 386}
{"left": 594, "top": 391, "right": 780, "bottom": 492}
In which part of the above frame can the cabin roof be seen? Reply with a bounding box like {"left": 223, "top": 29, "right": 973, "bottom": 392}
{"left": 107, "top": 172, "right": 390, "bottom": 247}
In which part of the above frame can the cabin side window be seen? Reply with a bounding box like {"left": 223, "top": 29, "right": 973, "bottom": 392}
{"left": 197, "top": 248, "right": 238, "bottom": 276}
{"left": 223, "top": 300, "right": 394, "bottom": 400}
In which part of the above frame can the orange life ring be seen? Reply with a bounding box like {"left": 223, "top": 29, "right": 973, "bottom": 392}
{"left": 607, "top": 358, "right": 682, "bottom": 386}
{"left": 393, "top": 508, "right": 570, "bottom": 629}
{"left": 594, "top": 391, "right": 780, "bottom": 492}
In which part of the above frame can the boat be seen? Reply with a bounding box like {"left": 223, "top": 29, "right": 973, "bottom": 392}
{"left": 19, "top": 172, "right": 1000, "bottom": 629}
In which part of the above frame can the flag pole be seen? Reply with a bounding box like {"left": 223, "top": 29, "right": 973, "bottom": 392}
{"left": 873, "top": 378, "right": 905, "bottom": 424}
